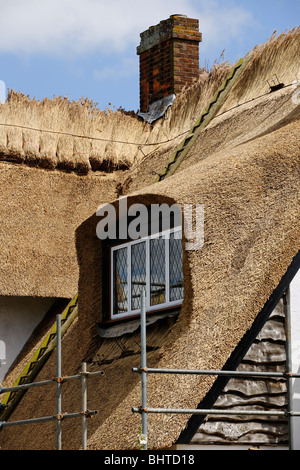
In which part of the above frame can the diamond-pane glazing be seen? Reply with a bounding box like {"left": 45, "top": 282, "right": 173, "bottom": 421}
{"left": 131, "top": 241, "right": 146, "bottom": 310}
{"left": 113, "top": 247, "right": 128, "bottom": 315}
{"left": 150, "top": 236, "right": 166, "bottom": 306}
{"left": 169, "top": 230, "right": 184, "bottom": 302}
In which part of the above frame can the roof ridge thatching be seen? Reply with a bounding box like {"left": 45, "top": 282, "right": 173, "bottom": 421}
{"left": 218, "top": 26, "right": 300, "bottom": 114}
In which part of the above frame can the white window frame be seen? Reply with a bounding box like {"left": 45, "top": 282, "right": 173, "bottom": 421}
{"left": 110, "top": 226, "right": 183, "bottom": 320}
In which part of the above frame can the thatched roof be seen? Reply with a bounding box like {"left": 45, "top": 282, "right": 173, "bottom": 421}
{"left": 0, "top": 64, "right": 230, "bottom": 174}
{"left": 0, "top": 63, "right": 230, "bottom": 297}
{"left": 128, "top": 27, "right": 300, "bottom": 193}
{"left": 76, "top": 121, "right": 300, "bottom": 450}
{"left": 0, "top": 94, "right": 141, "bottom": 174}
{"left": 0, "top": 163, "right": 121, "bottom": 297}
{"left": 0, "top": 29, "right": 299, "bottom": 450}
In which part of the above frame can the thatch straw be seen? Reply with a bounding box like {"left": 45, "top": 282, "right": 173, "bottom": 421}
{"left": 0, "top": 161, "right": 120, "bottom": 297}
{"left": 2, "top": 113, "right": 298, "bottom": 450}
{"left": 76, "top": 118, "right": 299, "bottom": 451}
{"left": 0, "top": 28, "right": 299, "bottom": 451}
{"left": 0, "top": 62, "right": 231, "bottom": 174}
{"left": 127, "top": 28, "right": 300, "bottom": 191}
{"left": 0, "top": 93, "right": 142, "bottom": 174}
{"left": 0, "top": 59, "right": 234, "bottom": 299}
{"left": 218, "top": 27, "right": 300, "bottom": 113}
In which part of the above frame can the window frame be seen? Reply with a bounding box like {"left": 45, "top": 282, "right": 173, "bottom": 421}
{"left": 110, "top": 226, "right": 183, "bottom": 320}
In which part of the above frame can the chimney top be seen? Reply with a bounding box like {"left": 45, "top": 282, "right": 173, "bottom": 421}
{"left": 137, "top": 15, "right": 202, "bottom": 114}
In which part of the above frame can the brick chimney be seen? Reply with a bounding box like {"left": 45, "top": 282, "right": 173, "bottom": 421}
{"left": 137, "top": 15, "right": 202, "bottom": 113}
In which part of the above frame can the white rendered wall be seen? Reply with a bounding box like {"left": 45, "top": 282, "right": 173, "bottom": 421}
{"left": 290, "top": 268, "right": 300, "bottom": 449}
{"left": 0, "top": 297, "right": 54, "bottom": 383}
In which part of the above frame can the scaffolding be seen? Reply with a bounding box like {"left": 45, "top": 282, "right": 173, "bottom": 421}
{"left": 0, "top": 314, "right": 103, "bottom": 450}
{"left": 132, "top": 290, "right": 300, "bottom": 450}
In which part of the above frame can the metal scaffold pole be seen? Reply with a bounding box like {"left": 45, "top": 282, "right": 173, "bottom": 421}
{"left": 56, "top": 314, "right": 62, "bottom": 450}
{"left": 283, "top": 288, "right": 294, "bottom": 451}
{"left": 81, "top": 362, "right": 87, "bottom": 450}
{"left": 140, "top": 289, "right": 148, "bottom": 450}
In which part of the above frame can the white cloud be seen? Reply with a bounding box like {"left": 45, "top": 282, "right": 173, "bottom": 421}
{"left": 0, "top": 0, "right": 253, "bottom": 57}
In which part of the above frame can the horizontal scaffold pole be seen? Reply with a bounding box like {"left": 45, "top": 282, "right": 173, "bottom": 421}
{"left": 132, "top": 366, "right": 300, "bottom": 379}
{"left": 0, "top": 410, "right": 98, "bottom": 429}
{"left": 0, "top": 370, "right": 104, "bottom": 395}
{"left": 132, "top": 407, "right": 300, "bottom": 417}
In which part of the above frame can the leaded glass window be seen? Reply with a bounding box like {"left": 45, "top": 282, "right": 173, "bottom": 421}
{"left": 150, "top": 236, "right": 166, "bottom": 306}
{"left": 113, "top": 247, "right": 128, "bottom": 315}
{"left": 131, "top": 241, "right": 146, "bottom": 311}
{"left": 111, "top": 227, "right": 183, "bottom": 319}
{"left": 169, "top": 230, "right": 183, "bottom": 302}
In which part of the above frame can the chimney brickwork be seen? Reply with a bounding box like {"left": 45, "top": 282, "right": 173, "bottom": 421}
{"left": 137, "top": 15, "right": 202, "bottom": 113}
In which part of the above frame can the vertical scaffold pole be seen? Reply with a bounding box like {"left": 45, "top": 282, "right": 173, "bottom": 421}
{"left": 283, "top": 289, "right": 294, "bottom": 451}
{"left": 56, "top": 314, "right": 62, "bottom": 450}
{"left": 140, "top": 290, "right": 148, "bottom": 450}
{"left": 81, "top": 362, "right": 87, "bottom": 450}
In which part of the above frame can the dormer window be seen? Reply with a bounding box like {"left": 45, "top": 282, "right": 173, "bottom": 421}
{"left": 110, "top": 226, "right": 183, "bottom": 320}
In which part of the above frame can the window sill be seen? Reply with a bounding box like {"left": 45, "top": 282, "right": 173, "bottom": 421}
{"left": 96, "top": 308, "right": 180, "bottom": 339}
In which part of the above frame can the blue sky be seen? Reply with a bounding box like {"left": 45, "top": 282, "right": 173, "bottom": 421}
{"left": 0, "top": 0, "right": 299, "bottom": 111}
